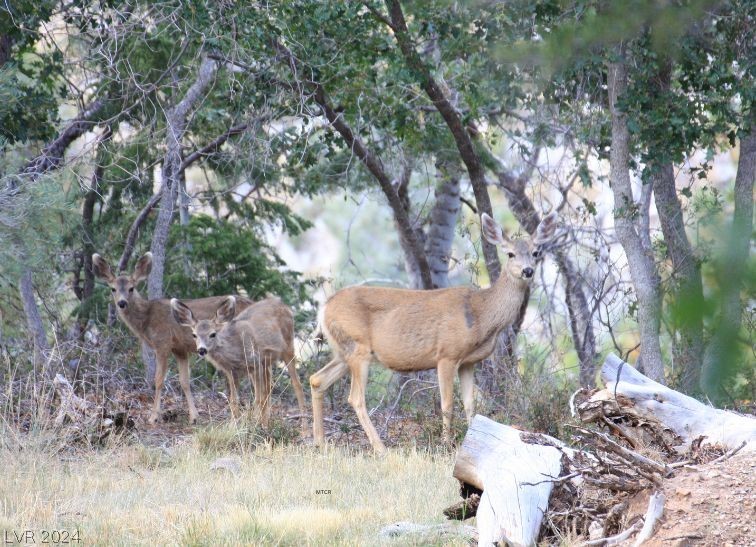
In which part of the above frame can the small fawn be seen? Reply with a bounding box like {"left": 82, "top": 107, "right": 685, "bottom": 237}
{"left": 171, "top": 295, "right": 307, "bottom": 427}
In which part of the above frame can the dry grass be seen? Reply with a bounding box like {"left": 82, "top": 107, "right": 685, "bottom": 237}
{"left": 0, "top": 424, "right": 468, "bottom": 546}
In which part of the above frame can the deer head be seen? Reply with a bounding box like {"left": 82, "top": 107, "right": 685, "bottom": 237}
{"left": 171, "top": 296, "right": 236, "bottom": 357}
{"left": 481, "top": 212, "right": 558, "bottom": 281}
{"left": 92, "top": 252, "right": 153, "bottom": 310}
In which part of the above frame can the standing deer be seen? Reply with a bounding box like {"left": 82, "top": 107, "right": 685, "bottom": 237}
{"left": 311, "top": 212, "right": 558, "bottom": 453}
{"left": 92, "top": 252, "right": 254, "bottom": 424}
{"left": 170, "top": 296, "right": 307, "bottom": 428}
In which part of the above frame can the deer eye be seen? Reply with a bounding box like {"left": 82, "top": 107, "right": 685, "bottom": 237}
{"left": 128, "top": 287, "right": 134, "bottom": 293}
{"left": 210, "top": 332, "right": 216, "bottom": 338}
{"left": 111, "top": 288, "right": 116, "bottom": 293}
{"left": 533, "top": 250, "right": 541, "bottom": 258}
{"left": 191, "top": 334, "right": 196, "bottom": 338}
{"left": 507, "top": 252, "right": 515, "bottom": 258}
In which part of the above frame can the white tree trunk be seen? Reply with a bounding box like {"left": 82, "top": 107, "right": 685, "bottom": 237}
{"left": 607, "top": 55, "right": 665, "bottom": 383}
{"left": 453, "top": 415, "right": 567, "bottom": 545}
{"left": 425, "top": 171, "right": 460, "bottom": 288}
{"left": 147, "top": 57, "right": 217, "bottom": 300}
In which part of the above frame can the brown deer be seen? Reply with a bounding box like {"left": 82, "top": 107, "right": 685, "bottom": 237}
{"left": 170, "top": 296, "right": 307, "bottom": 428}
{"left": 311, "top": 212, "right": 558, "bottom": 453}
{"left": 92, "top": 252, "right": 254, "bottom": 424}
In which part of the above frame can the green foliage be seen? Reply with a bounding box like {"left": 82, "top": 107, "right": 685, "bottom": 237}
{"left": 0, "top": 0, "right": 64, "bottom": 144}
{"left": 164, "top": 214, "right": 313, "bottom": 310}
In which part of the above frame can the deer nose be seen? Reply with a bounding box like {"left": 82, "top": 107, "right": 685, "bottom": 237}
{"left": 117, "top": 300, "right": 127, "bottom": 309}
{"left": 522, "top": 267, "right": 534, "bottom": 278}
{"left": 197, "top": 347, "right": 207, "bottom": 357}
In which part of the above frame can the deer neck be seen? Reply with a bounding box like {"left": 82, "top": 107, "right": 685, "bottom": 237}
{"left": 473, "top": 271, "right": 530, "bottom": 334}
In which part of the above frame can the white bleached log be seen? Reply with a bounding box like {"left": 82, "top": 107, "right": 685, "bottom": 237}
{"left": 602, "top": 354, "right": 756, "bottom": 452}
{"left": 452, "top": 415, "right": 567, "bottom": 545}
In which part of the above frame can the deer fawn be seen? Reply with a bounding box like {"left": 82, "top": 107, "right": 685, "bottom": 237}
{"left": 170, "top": 295, "right": 307, "bottom": 428}
{"left": 92, "top": 252, "right": 254, "bottom": 424}
{"left": 311, "top": 212, "right": 558, "bottom": 453}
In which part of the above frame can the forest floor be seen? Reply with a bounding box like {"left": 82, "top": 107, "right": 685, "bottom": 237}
{"left": 1, "top": 418, "right": 467, "bottom": 545}
{"left": 1, "top": 382, "right": 473, "bottom": 546}
{"left": 2, "top": 381, "right": 754, "bottom": 546}
{"left": 645, "top": 449, "right": 755, "bottom": 547}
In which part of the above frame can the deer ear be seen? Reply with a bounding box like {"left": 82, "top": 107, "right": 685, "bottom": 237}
{"left": 481, "top": 213, "right": 509, "bottom": 246}
{"left": 132, "top": 252, "right": 153, "bottom": 283}
{"left": 171, "top": 298, "right": 195, "bottom": 327}
{"left": 215, "top": 296, "right": 236, "bottom": 324}
{"left": 534, "top": 212, "right": 558, "bottom": 246}
{"left": 91, "top": 254, "right": 115, "bottom": 283}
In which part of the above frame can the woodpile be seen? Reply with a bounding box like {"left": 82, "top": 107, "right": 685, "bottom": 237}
{"left": 441, "top": 354, "right": 756, "bottom": 545}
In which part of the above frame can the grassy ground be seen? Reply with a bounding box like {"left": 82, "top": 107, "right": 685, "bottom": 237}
{"left": 0, "top": 422, "right": 468, "bottom": 546}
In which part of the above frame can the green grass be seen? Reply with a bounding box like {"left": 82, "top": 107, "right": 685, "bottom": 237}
{"left": 0, "top": 428, "right": 467, "bottom": 546}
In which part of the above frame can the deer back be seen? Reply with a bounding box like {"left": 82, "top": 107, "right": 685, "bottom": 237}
{"left": 210, "top": 297, "right": 294, "bottom": 371}
{"left": 322, "top": 278, "right": 528, "bottom": 371}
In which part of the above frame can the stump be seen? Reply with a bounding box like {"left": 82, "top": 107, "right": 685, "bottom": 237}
{"left": 451, "top": 415, "right": 569, "bottom": 546}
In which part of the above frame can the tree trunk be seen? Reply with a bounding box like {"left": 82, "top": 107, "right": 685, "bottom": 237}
{"left": 607, "top": 56, "right": 665, "bottom": 382}
{"left": 700, "top": 126, "right": 756, "bottom": 400}
{"left": 425, "top": 168, "right": 461, "bottom": 288}
{"left": 19, "top": 267, "right": 51, "bottom": 373}
{"left": 385, "top": 0, "right": 501, "bottom": 282}
{"left": 147, "top": 57, "right": 217, "bottom": 300}
{"left": 145, "top": 57, "right": 217, "bottom": 383}
{"left": 651, "top": 162, "right": 704, "bottom": 392}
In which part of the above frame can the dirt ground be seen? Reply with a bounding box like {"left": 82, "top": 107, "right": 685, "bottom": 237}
{"left": 644, "top": 449, "right": 756, "bottom": 547}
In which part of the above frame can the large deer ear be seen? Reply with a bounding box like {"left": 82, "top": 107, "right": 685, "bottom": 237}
{"left": 533, "top": 212, "right": 558, "bottom": 246}
{"left": 132, "top": 252, "right": 153, "bottom": 283}
{"left": 215, "top": 296, "right": 236, "bottom": 324}
{"left": 91, "top": 254, "right": 115, "bottom": 283}
{"left": 481, "top": 213, "right": 509, "bottom": 246}
{"left": 171, "top": 298, "right": 196, "bottom": 327}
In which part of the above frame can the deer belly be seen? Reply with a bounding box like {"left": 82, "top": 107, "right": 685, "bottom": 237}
{"left": 370, "top": 335, "right": 438, "bottom": 371}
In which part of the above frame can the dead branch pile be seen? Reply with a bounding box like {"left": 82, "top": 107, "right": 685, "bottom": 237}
{"left": 52, "top": 373, "right": 134, "bottom": 446}
{"left": 443, "top": 354, "right": 754, "bottom": 545}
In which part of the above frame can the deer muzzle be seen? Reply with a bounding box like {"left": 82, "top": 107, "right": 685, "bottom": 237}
{"left": 117, "top": 300, "right": 128, "bottom": 308}
{"left": 522, "top": 267, "right": 534, "bottom": 279}
{"left": 197, "top": 347, "right": 207, "bottom": 357}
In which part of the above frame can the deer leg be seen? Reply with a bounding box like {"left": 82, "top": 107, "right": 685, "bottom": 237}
{"left": 285, "top": 356, "right": 307, "bottom": 429}
{"left": 458, "top": 362, "right": 476, "bottom": 424}
{"left": 176, "top": 354, "right": 199, "bottom": 424}
{"left": 261, "top": 354, "right": 272, "bottom": 427}
{"left": 309, "top": 357, "right": 349, "bottom": 447}
{"left": 222, "top": 367, "right": 241, "bottom": 418}
{"left": 148, "top": 352, "right": 169, "bottom": 424}
{"left": 346, "top": 348, "right": 386, "bottom": 454}
{"left": 437, "top": 359, "right": 457, "bottom": 444}
{"left": 251, "top": 354, "right": 272, "bottom": 428}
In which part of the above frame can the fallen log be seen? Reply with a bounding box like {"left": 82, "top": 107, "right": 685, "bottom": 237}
{"left": 600, "top": 354, "right": 756, "bottom": 452}
{"left": 451, "top": 415, "right": 570, "bottom": 545}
